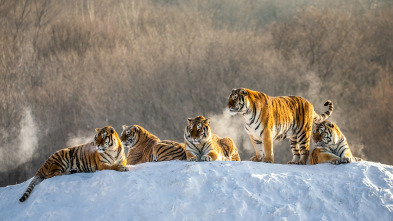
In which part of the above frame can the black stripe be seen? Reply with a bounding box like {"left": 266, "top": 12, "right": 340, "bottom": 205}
{"left": 100, "top": 153, "right": 111, "bottom": 164}
{"left": 254, "top": 140, "right": 262, "bottom": 144}
{"left": 104, "top": 152, "right": 114, "bottom": 162}
{"left": 79, "top": 149, "right": 87, "bottom": 172}
{"left": 164, "top": 148, "right": 183, "bottom": 156}
{"left": 259, "top": 128, "right": 265, "bottom": 137}
{"left": 248, "top": 105, "right": 257, "bottom": 125}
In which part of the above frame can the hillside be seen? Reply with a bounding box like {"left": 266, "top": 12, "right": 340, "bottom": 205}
{"left": 0, "top": 161, "right": 392, "bottom": 220}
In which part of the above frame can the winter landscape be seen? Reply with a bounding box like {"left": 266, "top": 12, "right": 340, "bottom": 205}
{"left": 1, "top": 0, "right": 393, "bottom": 220}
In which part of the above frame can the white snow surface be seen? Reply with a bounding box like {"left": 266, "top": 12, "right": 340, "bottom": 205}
{"left": 1, "top": 161, "right": 393, "bottom": 221}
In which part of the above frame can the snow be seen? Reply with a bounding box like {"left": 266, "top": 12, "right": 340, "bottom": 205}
{"left": 1, "top": 161, "right": 393, "bottom": 221}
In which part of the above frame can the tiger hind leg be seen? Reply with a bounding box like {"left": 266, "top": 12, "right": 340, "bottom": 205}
{"left": 297, "top": 132, "right": 311, "bottom": 165}
{"left": 231, "top": 152, "right": 241, "bottom": 161}
{"left": 310, "top": 148, "right": 340, "bottom": 165}
{"left": 288, "top": 137, "right": 300, "bottom": 164}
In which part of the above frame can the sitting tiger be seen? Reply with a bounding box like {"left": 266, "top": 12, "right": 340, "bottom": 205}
{"left": 19, "top": 126, "right": 128, "bottom": 202}
{"left": 121, "top": 125, "right": 186, "bottom": 165}
{"left": 310, "top": 120, "right": 362, "bottom": 165}
{"left": 226, "top": 88, "right": 333, "bottom": 165}
{"left": 184, "top": 116, "right": 240, "bottom": 161}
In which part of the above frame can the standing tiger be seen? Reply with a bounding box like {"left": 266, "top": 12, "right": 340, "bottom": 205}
{"left": 226, "top": 88, "right": 333, "bottom": 165}
{"left": 120, "top": 125, "right": 186, "bottom": 165}
{"left": 19, "top": 126, "right": 128, "bottom": 202}
{"left": 310, "top": 120, "right": 362, "bottom": 165}
{"left": 184, "top": 116, "right": 240, "bottom": 162}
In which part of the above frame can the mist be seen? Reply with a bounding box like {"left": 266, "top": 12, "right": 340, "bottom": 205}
{"left": 209, "top": 110, "right": 255, "bottom": 160}
{"left": 0, "top": 109, "right": 38, "bottom": 172}
{"left": 66, "top": 133, "right": 94, "bottom": 148}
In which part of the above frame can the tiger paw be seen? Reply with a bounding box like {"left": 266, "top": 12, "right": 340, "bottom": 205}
{"left": 250, "top": 155, "right": 263, "bottom": 162}
{"left": 201, "top": 155, "right": 212, "bottom": 162}
{"left": 187, "top": 156, "right": 198, "bottom": 161}
{"left": 120, "top": 165, "right": 129, "bottom": 172}
{"left": 297, "top": 158, "right": 307, "bottom": 165}
{"left": 331, "top": 159, "right": 341, "bottom": 165}
{"left": 262, "top": 157, "right": 274, "bottom": 163}
{"left": 341, "top": 157, "right": 351, "bottom": 164}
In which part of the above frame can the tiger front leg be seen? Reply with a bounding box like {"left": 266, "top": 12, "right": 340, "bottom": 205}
{"left": 201, "top": 151, "right": 218, "bottom": 162}
{"left": 248, "top": 134, "right": 263, "bottom": 162}
{"left": 340, "top": 149, "right": 353, "bottom": 164}
{"left": 99, "top": 164, "right": 129, "bottom": 172}
{"left": 261, "top": 130, "right": 274, "bottom": 163}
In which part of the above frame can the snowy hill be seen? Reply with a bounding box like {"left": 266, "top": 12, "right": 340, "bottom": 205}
{"left": 1, "top": 161, "right": 393, "bottom": 221}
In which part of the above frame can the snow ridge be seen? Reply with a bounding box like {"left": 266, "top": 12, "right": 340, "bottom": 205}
{"left": 1, "top": 161, "right": 392, "bottom": 221}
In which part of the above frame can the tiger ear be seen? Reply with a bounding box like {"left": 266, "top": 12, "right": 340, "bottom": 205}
{"left": 122, "top": 125, "right": 128, "bottom": 130}
{"left": 110, "top": 127, "right": 114, "bottom": 134}
{"left": 326, "top": 121, "right": 333, "bottom": 127}
{"left": 131, "top": 125, "right": 138, "bottom": 132}
{"left": 187, "top": 118, "right": 192, "bottom": 123}
{"left": 239, "top": 88, "right": 248, "bottom": 96}
{"left": 95, "top": 128, "right": 100, "bottom": 133}
{"left": 232, "top": 88, "right": 237, "bottom": 93}
{"left": 204, "top": 118, "right": 210, "bottom": 125}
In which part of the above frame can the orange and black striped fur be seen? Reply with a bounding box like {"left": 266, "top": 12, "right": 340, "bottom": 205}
{"left": 120, "top": 125, "right": 186, "bottom": 165}
{"left": 184, "top": 116, "right": 240, "bottom": 162}
{"left": 226, "top": 88, "right": 333, "bottom": 165}
{"left": 19, "top": 126, "right": 128, "bottom": 202}
{"left": 310, "top": 121, "right": 362, "bottom": 165}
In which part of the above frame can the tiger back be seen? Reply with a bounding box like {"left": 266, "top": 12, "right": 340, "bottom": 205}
{"left": 152, "top": 140, "right": 187, "bottom": 162}
{"left": 311, "top": 121, "right": 362, "bottom": 165}
{"left": 19, "top": 126, "right": 128, "bottom": 202}
{"left": 226, "top": 88, "right": 333, "bottom": 165}
{"left": 184, "top": 116, "right": 240, "bottom": 162}
{"left": 121, "top": 125, "right": 186, "bottom": 165}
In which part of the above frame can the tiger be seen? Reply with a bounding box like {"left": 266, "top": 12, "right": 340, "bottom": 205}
{"left": 184, "top": 116, "right": 240, "bottom": 162}
{"left": 310, "top": 120, "right": 362, "bottom": 165}
{"left": 226, "top": 88, "right": 333, "bottom": 165}
{"left": 120, "top": 125, "right": 186, "bottom": 165}
{"left": 19, "top": 126, "right": 128, "bottom": 202}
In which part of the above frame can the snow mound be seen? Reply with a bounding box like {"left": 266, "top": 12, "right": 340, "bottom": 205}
{"left": 1, "top": 161, "right": 393, "bottom": 220}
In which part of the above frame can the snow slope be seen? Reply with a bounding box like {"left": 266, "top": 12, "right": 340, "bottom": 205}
{"left": 1, "top": 161, "right": 393, "bottom": 221}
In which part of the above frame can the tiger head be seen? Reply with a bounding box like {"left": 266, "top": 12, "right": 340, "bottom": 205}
{"left": 94, "top": 126, "right": 119, "bottom": 153}
{"left": 226, "top": 88, "right": 249, "bottom": 115}
{"left": 184, "top": 116, "right": 212, "bottom": 145}
{"left": 120, "top": 125, "right": 142, "bottom": 149}
{"left": 313, "top": 121, "right": 339, "bottom": 147}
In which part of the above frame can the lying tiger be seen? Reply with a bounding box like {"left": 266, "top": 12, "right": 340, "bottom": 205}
{"left": 121, "top": 125, "right": 186, "bottom": 165}
{"left": 310, "top": 120, "right": 362, "bottom": 165}
{"left": 19, "top": 126, "right": 128, "bottom": 202}
{"left": 184, "top": 116, "right": 240, "bottom": 161}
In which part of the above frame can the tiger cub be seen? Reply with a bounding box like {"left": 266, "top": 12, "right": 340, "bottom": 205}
{"left": 19, "top": 126, "right": 128, "bottom": 202}
{"left": 184, "top": 116, "right": 240, "bottom": 162}
{"left": 226, "top": 88, "right": 333, "bottom": 165}
{"left": 120, "top": 125, "right": 186, "bottom": 165}
{"left": 310, "top": 120, "right": 362, "bottom": 165}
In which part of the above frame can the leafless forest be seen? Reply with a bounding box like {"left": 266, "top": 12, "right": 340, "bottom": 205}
{"left": 1, "top": 0, "right": 392, "bottom": 187}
